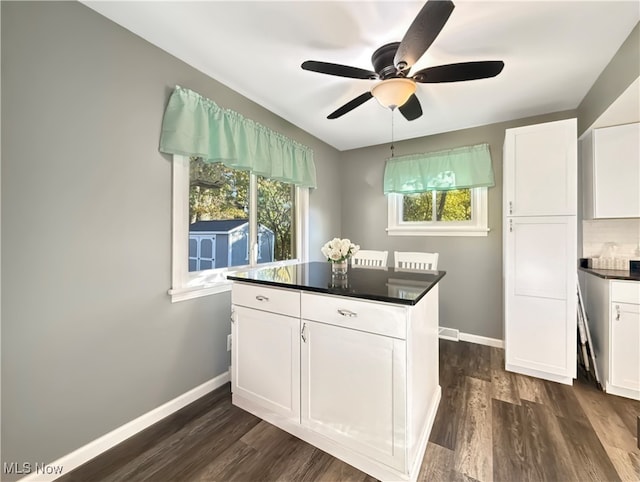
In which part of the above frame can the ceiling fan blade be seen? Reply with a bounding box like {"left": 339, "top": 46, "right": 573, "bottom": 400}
{"left": 412, "top": 61, "right": 505, "bottom": 83}
{"left": 327, "top": 92, "right": 374, "bottom": 119}
{"left": 394, "top": 0, "right": 455, "bottom": 70}
{"left": 398, "top": 94, "right": 423, "bottom": 121}
{"left": 302, "top": 61, "right": 377, "bottom": 80}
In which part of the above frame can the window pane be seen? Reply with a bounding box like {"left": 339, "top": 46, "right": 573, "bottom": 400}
{"left": 257, "top": 176, "right": 295, "bottom": 263}
{"left": 188, "top": 158, "right": 249, "bottom": 271}
{"left": 403, "top": 193, "right": 433, "bottom": 222}
{"left": 435, "top": 189, "right": 472, "bottom": 221}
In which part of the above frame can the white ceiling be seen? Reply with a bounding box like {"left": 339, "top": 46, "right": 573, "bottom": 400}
{"left": 84, "top": 1, "right": 639, "bottom": 151}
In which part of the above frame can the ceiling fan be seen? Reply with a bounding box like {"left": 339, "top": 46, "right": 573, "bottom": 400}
{"left": 301, "top": 0, "right": 504, "bottom": 121}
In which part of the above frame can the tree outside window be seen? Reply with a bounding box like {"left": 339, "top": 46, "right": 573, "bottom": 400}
{"left": 188, "top": 158, "right": 295, "bottom": 272}
{"left": 402, "top": 189, "right": 472, "bottom": 222}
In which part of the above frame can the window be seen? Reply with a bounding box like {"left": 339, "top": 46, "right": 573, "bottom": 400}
{"left": 387, "top": 187, "right": 488, "bottom": 236}
{"left": 170, "top": 156, "right": 308, "bottom": 302}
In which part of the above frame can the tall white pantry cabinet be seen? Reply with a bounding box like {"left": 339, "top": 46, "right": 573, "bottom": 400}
{"left": 503, "top": 118, "right": 577, "bottom": 385}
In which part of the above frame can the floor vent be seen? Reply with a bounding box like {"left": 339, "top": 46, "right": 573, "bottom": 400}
{"left": 438, "top": 327, "right": 460, "bottom": 342}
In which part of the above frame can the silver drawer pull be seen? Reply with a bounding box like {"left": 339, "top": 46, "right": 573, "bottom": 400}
{"left": 337, "top": 309, "right": 357, "bottom": 318}
{"left": 255, "top": 295, "right": 269, "bottom": 302}
{"left": 615, "top": 304, "right": 620, "bottom": 321}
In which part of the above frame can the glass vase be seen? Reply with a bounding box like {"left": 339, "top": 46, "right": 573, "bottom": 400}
{"left": 331, "top": 260, "right": 348, "bottom": 277}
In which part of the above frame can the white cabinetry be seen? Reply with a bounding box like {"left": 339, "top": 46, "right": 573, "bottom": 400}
{"left": 231, "top": 284, "right": 301, "bottom": 421}
{"left": 584, "top": 276, "right": 640, "bottom": 400}
{"left": 504, "top": 118, "right": 577, "bottom": 216}
{"left": 503, "top": 118, "right": 577, "bottom": 385}
{"left": 583, "top": 122, "right": 640, "bottom": 219}
{"left": 301, "top": 319, "right": 406, "bottom": 470}
{"left": 505, "top": 216, "right": 576, "bottom": 378}
{"left": 231, "top": 281, "right": 442, "bottom": 482}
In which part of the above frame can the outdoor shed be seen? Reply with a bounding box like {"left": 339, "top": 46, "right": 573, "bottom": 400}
{"left": 189, "top": 219, "right": 274, "bottom": 271}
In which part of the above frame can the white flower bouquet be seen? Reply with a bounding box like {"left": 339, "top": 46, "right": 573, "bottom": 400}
{"left": 321, "top": 238, "right": 360, "bottom": 263}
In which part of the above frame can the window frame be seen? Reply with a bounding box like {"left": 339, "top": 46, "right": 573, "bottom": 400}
{"left": 169, "top": 155, "right": 309, "bottom": 302}
{"left": 386, "top": 187, "right": 489, "bottom": 237}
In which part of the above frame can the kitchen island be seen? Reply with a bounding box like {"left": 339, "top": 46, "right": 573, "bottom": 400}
{"left": 227, "top": 262, "right": 446, "bottom": 482}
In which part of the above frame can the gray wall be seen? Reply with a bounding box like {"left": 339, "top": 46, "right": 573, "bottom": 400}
{"left": 1, "top": 0, "right": 341, "bottom": 473}
{"left": 340, "top": 110, "right": 576, "bottom": 340}
{"left": 577, "top": 22, "right": 639, "bottom": 135}
{"left": 575, "top": 22, "right": 639, "bottom": 254}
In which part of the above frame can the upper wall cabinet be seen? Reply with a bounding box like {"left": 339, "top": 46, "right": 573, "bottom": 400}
{"left": 583, "top": 122, "right": 640, "bottom": 219}
{"left": 504, "top": 119, "right": 577, "bottom": 217}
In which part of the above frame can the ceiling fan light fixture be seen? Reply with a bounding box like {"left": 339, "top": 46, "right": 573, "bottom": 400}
{"left": 371, "top": 78, "right": 416, "bottom": 109}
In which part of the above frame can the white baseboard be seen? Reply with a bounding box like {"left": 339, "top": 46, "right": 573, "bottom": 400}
{"left": 438, "top": 327, "right": 459, "bottom": 341}
{"left": 439, "top": 326, "right": 504, "bottom": 348}
{"left": 19, "top": 371, "right": 230, "bottom": 482}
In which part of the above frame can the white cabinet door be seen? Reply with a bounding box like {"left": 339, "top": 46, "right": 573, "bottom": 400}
{"left": 301, "top": 320, "right": 407, "bottom": 471}
{"left": 232, "top": 305, "right": 300, "bottom": 421}
{"left": 610, "top": 302, "right": 640, "bottom": 392}
{"left": 504, "top": 118, "right": 577, "bottom": 216}
{"left": 505, "top": 216, "right": 576, "bottom": 379}
{"left": 593, "top": 123, "right": 640, "bottom": 218}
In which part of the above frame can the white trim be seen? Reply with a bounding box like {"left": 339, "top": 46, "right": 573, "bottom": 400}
{"left": 171, "top": 154, "right": 190, "bottom": 297}
{"left": 459, "top": 332, "right": 504, "bottom": 348}
{"left": 387, "top": 226, "right": 490, "bottom": 237}
{"left": 438, "top": 327, "right": 460, "bottom": 341}
{"left": 295, "top": 187, "right": 310, "bottom": 263}
{"left": 438, "top": 326, "right": 504, "bottom": 348}
{"left": 387, "top": 188, "right": 489, "bottom": 237}
{"left": 168, "top": 282, "right": 232, "bottom": 303}
{"left": 18, "top": 372, "right": 230, "bottom": 482}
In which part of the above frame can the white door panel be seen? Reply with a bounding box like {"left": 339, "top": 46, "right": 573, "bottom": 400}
{"left": 504, "top": 119, "right": 577, "bottom": 216}
{"left": 610, "top": 302, "right": 640, "bottom": 391}
{"left": 301, "top": 320, "right": 406, "bottom": 471}
{"left": 233, "top": 306, "right": 300, "bottom": 421}
{"left": 505, "top": 216, "right": 576, "bottom": 379}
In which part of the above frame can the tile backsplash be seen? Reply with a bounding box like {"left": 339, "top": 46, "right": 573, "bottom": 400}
{"left": 583, "top": 218, "right": 640, "bottom": 260}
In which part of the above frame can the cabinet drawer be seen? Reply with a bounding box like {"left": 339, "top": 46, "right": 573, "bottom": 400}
{"left": 611, "top": 281, "right": 640, "bottom": 304}
{"left": 301, "top": 292, "right": 407, "bottom": 339}
{"left": 232, "top": 282, "right": 300, "bottom": 317}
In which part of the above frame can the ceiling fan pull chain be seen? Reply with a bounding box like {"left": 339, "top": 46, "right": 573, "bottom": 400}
{"left": 390, "top": 108, "right": 395, "bottom": 158}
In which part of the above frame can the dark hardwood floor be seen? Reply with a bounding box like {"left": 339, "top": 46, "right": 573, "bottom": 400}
{"left": 59, "top": 340, "right": 640, "bottom": 482}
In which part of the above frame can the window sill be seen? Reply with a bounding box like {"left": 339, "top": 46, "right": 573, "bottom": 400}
{"left": 386, "top": 226, "right": 490, "bottom": 237}
{"left": 168, "top": 258, "right": 304, "bottom": 302}
{"left": 168, "top": 281, "right": 232, "bottom": 303}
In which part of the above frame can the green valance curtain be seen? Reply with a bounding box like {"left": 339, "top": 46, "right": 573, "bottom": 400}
{"left": 383, "top": 143, "right": 495, "bottom": 194}
{"left": 159, "top": 85, "right": 317, "bottom": 188}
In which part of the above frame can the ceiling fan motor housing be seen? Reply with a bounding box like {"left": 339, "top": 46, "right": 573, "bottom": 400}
{"left": 372, "top": 42, "right": 407, "bottom": 79}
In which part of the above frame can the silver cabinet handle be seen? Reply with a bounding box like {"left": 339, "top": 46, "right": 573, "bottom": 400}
{"left": 509, "top": 219, "right": 513, "bottom": 232}
{"left": 301, "top": 323, "right": 307, "bottom": 343}
{"left": 615, "top": 304, "right": 621, "bottom": 321}
{"left": 509, "top": 201, "right": 513, "bottom": 215}
{"left": 255, "top": 295, "right": 269, "bottom": 302}
{"left": 337, "top": 309, "right": 357, "bottom": 318}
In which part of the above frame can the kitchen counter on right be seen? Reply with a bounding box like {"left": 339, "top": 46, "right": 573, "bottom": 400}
{"left": 579, "top": 266, "right": 640, "bottom": 282}
{"left": 580, "top": 272, "right": 639, "bottom": 400}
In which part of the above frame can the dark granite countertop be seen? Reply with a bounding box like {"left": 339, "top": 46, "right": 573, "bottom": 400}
{"left": 579, "top": 266, "right": 640, "bottom": 282}
{"left": 227, "top": 261, "right": 446, "bottom": 306}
